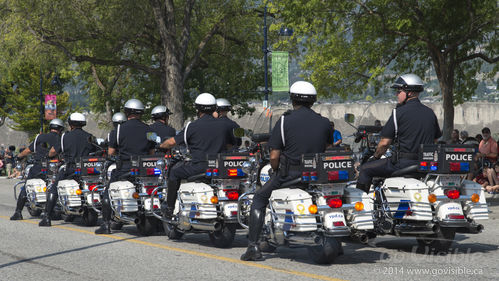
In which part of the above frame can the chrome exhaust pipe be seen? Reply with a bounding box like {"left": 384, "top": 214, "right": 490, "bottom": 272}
{"left": 134, "top": 217, "right": 141, "bottom": 225}
{"left": 476, "top": 224, "right": 484, "bottom": 233}
{"left": 190, "top": 221, "right": 222, "bottom": 231}
{"left": 350, "top": 233, "right": 369, "bottom": 244}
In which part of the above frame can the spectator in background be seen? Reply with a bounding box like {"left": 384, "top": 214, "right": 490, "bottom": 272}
{"left": 450, "top": 129, "right": 461, "bottom": 144}
{"left": 476, "top": 134, "right": 483, "bottom": 144}
{"left": 484, "top": 162, "right": 499, "bottom": 193}
{"left": 478, "top": 127, "right": 497, "bottom": 168}
{"left": 5, "top": 146, "right": 16, "bottom": 178}
{"left": 460, "top": 130, "right": 479, "bottom": 146}
{"left": 330, "top": 121, "right": 342, "bottom": 147}
{"left": 473, "top": 168, "right": 489, "bottom": 188}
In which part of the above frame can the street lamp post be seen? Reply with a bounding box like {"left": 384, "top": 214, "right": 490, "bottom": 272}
{"left": 39, "top": 66, "right": 44, "bottom": 133}
{"left": 263, "top": 5, "right": 271, "bottom": 133}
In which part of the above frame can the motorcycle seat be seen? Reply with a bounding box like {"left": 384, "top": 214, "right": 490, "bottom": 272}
{"left": 187, "top": 173, "right": 207, "bottom": 182}
{"left": 390, "top": 165, "right": 425, "bottom": 178}
{"left": 281, "top": 177, "right": 303, "bottom": 188}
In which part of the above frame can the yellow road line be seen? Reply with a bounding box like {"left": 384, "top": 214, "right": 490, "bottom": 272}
{"left": 0, "top": 215, "right": 346, "bottom": 281}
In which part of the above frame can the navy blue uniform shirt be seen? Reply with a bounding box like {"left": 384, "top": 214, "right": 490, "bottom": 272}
{"left": 28, "top": 132, "right": 60, "bottom": 162}
{"left": 150, "top": 121, "right": 176, "bottom": 142}
{"left": 381, "top": 99, "right": 442, "bottom": 154}
{"left": 54, "top": 128, "right": 96, "bottom": 164}
{"left": 109, "top": 119, "right": 155, "bottom": 161}
{"left": 174, "top": 114, "right": 235, "bottom": 163}
{"left": 269, "top": 106, "right": 333, "bottom": 162}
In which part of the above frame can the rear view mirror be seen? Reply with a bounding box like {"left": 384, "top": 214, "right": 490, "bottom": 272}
{"left": 344, "top": 113, "right": 355, "bottom": 124}
{"left": 233, "top": 128, "right": 245, "bottom": 138}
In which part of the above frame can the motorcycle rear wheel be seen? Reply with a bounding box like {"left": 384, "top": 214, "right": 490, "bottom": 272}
{"left": 27, "top": 206, "right": 42, "bottom": 217}
{"left": 209, "top": 224, "right": 236, "bottom": 248}
{"left": 416, "top": 227, "right": 456, "bottom": 253}
{"left": 307, "top": 237, "right": 342, "bottom": 264}
{"left": 136, "top": 216, "right": 156, "bottom": 236}
{"left": 82, "top": 209, "right": 98, "bottom": 226}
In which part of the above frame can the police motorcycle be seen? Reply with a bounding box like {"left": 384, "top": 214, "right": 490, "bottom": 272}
{"left": 13, "top": 157, "right": 49, "bottom": 217}
{"left": 237, "top": 150, "right": 373, "bottom": 264}
{"left": 54, "top": 156, "right": 106, "bottom": 226}
{"left": 99, "top": 153, "right": 164, "bottom": 236}
{"left": 414, "top": 144, "right": 488, "bottom": 251}
{"left": 147, "top": 129, "right": 246, "bottom": 247}
{"left": 359, "top": 143, "right": 487, "bottom": 253}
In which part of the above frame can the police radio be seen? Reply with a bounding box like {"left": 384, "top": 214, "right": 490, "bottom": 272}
{"left": 418, "top": 144, "right": 476, "bottom": 174}
{"left": 300, "top": 151, "right": 355, "bottom": 183}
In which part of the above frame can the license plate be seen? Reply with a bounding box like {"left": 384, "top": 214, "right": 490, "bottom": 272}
{"left": 440, "top": 176, "right": 460, "bottom": 187}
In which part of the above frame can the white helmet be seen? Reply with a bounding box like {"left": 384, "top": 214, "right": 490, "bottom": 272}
{"left": 68, "top": 112, "right": 86, "bottom": 127}
{"left": 216, "top": 98, "right": 232, "bottom": 112}
{"left": 390, "top": 74, "right": 424, "bottom": 92}
{"left": 112, "top": 112, "right": 126, "bottom": 125}
{"left": 289, "top": 81, "right": 317, "bottom": 103}
{"left": 48, "top": 118, "right": 64, "bottom": 131}
{"left": 124, "top": 98, "right": 145, "bottom": 116}
{"left": 194, "top": 93, "right": 217, "bottom": 112}
{"left": 151, "top": 105, "right": 171, "bottom": 119}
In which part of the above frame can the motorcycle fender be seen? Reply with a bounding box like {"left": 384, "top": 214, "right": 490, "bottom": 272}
{"left": 143, "top": 197, "right": 160, "bottom": 211}
{"left": 222, "top": 202, "right": 238, "bottom": 218}
{"left": 436, "top": 202, "right": 464, "bottom": 220}
{"left": 322, "top": 211, "right": 346, "bottom": 230}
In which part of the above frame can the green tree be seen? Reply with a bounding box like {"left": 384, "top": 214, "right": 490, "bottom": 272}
{"left": 274, "top": 0, "right": 498, "bottom": 140}
{"left": 3, "top": 0, "right": 265, "bottom": 129}
{"left": 0, "top": 60, "right": 71, "bottom": 136}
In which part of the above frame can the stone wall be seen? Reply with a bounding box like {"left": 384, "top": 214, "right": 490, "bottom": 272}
{"left": 2, "top": 102, "right": 499, "bottom": 149}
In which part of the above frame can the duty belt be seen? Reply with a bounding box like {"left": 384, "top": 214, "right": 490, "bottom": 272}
{"left": 398, "top": 152, "right": 418, "bottom": 160}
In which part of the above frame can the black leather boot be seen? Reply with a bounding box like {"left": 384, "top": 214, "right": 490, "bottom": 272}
{"left": 356, "top": 182, "right": 371, "bottom": 193}
{"left": 163, "top": 180, "right": 179, "bottom": 220}
{"left": 10, "top": 191, "right": 27, "bottom": 220}
{"left": 39, "top": 193, "right": 57, "bottom": 227}
{"left": 240, "top": 207, "right": 265, "bottom": 261}
{"left": 95, "top": 195, "right": 112, "bottom": 234}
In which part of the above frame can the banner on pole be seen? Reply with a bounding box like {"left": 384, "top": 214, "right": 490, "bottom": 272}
{"left": 271, "top": 51, "right": 289, "bottom": 92}
{"left": 45, "top": 94, "right": 57, "bottom": 120}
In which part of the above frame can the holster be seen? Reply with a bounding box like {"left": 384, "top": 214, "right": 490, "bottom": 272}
{"left": 278, "top": 155, "right": 289, "bottom": 177}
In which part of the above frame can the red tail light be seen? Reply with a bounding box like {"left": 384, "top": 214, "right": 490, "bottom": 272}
{"left": 146, "top": 187, "right": 158, "bottom": 195}
{"left": 445, "top": 189, "right": 460, "bottom": 199}
{"left": 88, "top": 184, "right": 98, "bottom": 191}
{"left": 327, "top": 198, "right": 343, "bottom": 208}
{"left": 333, "top": 221, "right": 345, "bottom": 227}
{"left": 224, "top": 189, "right": 239, "bottom": 200}
{"left": 447, "top": 214, "right": 465, "bottom": 220}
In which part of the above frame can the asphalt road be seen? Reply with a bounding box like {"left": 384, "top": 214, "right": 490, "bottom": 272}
{"left": 0, "top": 178, "right": 497, "bottom": 281}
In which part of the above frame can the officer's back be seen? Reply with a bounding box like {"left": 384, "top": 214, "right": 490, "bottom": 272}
{"left": 31, "top": 131, "right": 60, "bottom": 162}
{"left": 270, "top": 107, "right": 332, "bottom": 162}
{"left": 176, "top": 114, "right": 234, "bottom": 162}
{"left": 56, "top": 113, "right": 95, "bottom": 164}
{"left": 381, "top": 99, "right": 440, "bottom": 154}
{"left": 113, "top": 118, "right": 154, "bottom": 160}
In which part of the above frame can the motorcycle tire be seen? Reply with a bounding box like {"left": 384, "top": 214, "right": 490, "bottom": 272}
{"left": 259, "top": 240, "right": 277, "bottom": 253}
{"left": 416, "top": 227, "right": 456, "bottom": 253}
{"left": 27, "top": 206, "right": 42, "bottom": 217}
{"left": 163, "top": 221, "right": 184, "bottom": 240}
{"left": 82, "top": 209, "right": 98, "bottom": 226}
{"left": 62, "top": 214, "right": 75, "bottom": 222}
{"left": 208, "top": 224, "right": 236, "bottom": 248}
{"left": 307, "top": 237, "right": 342, "bottom": 264}
{"left": 136, "top": 216, "right": 156, "bottom": 236}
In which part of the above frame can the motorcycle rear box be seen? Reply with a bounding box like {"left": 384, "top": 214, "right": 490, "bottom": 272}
{"left": 109, "top": 181, "right": 138, "bottom": 212}
{"left": 57, "top": 179, "right": 82, "bottom": 207}
{"left": 270, "top": 188, "right": 317, "bottom": 232}
{"left": 25, "top": 178, "right": 47, "bottom": 203}
{"left": 178, "top": 182, "right": 217, "bottom": 219}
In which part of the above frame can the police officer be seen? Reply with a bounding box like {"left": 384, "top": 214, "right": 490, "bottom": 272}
{"left": 149, "top": 105, "right": 176, "bottom": 141}
{"left": 240, "top": 81, "right": 333, "bottom": 261}
{"left": 159, "top": 93, "right": 236, "bottom": 219}
{"left": 39, "top": 113, "right": 96, "bottom": 226}
{"left": 107, "top": 112, "right": 127, "bottom": 145}
{"left": 95, "top": 99, "right": 156, "bottom": 234}
{"left": 215, "top": 98, "right": 241, "bottom": 147}
{"left": 356, "top": 74, "right": 442, "bottom": 193}
{"left": 10, "top": 119, "right": 64, "bottom": 220}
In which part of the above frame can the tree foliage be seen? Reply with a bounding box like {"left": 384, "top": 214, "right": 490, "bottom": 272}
{"left": 1, "top": 0, "right": 266, "bottom": 129}
{"left": 274, "top": 0, "right": 498, "bottom": 140}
